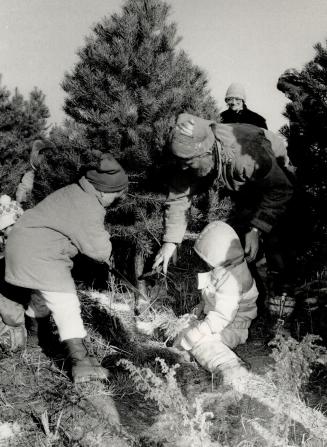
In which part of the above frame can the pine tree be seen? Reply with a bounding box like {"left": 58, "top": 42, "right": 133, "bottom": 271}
{"left": 0, "top": 80, "right": 50, "bottom": 197}
{"left": 277, "top": 41, "right": 327, "bottom": 271}
{"left": 61, "top": 0, "right": 219, "bottom": 283}
{"left": 62, "top": 0, "right": 218, "bottom": 173}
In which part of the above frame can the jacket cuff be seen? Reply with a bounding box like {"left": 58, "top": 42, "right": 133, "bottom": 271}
{"left": 250, "top": 217, "right": 272, "bottom": 233}
{"left": 162, "top": 234, "right": 183, "bottom": 244}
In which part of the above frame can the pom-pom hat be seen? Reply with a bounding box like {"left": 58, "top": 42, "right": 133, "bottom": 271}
{"left": 170, "top": 113, "right": 215, "bottom": 159}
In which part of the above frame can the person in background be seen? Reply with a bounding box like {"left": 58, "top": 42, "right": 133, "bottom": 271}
{"left": 16, "top": 139, "right": 56, "bottom": 205}
{"left": 5, "top": 154, "right": 128, "bottom": 384}
{"left": 220, "top": 83, "right": 268, "bottom": 129}
{"left": 175, "top": 221, "right": 258, "bottom": 383}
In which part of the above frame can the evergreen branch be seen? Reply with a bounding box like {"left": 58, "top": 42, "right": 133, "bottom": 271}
{"left": 137, "top": 208, "right": 161, "bottom": 247}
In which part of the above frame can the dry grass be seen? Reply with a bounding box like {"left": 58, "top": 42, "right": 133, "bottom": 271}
{"left": 1, "top": 272, "right": 327, "bottom": 446}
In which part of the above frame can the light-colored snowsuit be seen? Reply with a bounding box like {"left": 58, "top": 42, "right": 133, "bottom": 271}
{"left": 177, "top": 221, "right": 258, "bottom": 372}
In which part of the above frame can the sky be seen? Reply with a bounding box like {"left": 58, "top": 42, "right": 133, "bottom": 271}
{"left": 1, "top": 0, "right": 327, "bottom": 133}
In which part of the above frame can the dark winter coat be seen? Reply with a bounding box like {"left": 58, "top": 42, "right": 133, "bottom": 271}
{"left": 5, "top": 177, "right": 112, "bottom": 292}
{"left": 220, "top": 105, "right": 267, "bottom": 129}
{"left": 163, "top": 123, "right": 293, "bottom": 243}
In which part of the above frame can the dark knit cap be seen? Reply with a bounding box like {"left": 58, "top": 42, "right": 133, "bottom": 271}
{"left": 170, "top": 113, "right": 215, "bottom": 159}
{"left": 85, "top": 154, "right": 128, "bottom": 193}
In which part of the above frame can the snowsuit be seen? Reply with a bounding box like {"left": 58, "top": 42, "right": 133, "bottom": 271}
{"left": 177, "top": 221, "right": 258, "bottom": 372}
{"left": 5, "top": 177, "right": 112, "bottom": 341}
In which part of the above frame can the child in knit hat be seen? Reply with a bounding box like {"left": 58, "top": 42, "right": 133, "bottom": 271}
{"left": 175, "top": 221, "right": 258, "bottom": 383}
{"left": 5, "top": 154, "right": 128, "bottom": 383}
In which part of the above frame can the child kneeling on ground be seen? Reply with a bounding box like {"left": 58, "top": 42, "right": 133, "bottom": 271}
{"left": 4, "top": 154, "right": 128, "bottom": 384}
{"left": 175, "top": 221, "right": 258, "bottom": 383}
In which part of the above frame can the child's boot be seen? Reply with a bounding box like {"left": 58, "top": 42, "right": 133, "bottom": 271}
{"left": 63, "top": 338, "right": 109, "bottom": 384}
{"left": 0, "top": 316, "right": 26, "bottom": 352}
{"left": 218, "top": 358, "right": 250, "bottom": 386}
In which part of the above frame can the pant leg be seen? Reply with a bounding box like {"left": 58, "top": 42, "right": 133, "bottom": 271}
{"left": 221, "top": 326, "right": 249, "bottom": 348}
{"left": 26, "top": 291, "right": 51, "bottom": 319}
{"left": 190, "top": 328, "right": 248, "bottom": 373}
{"left": 30, "top": 290, "right": 87, "bottom": 341}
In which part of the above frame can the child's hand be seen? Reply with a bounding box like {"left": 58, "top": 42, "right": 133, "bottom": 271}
{"left": 173, "top": 314, "right": 198, "bottom": 351}
{"left": 174, "top": 320, "right": 212, "bottom": 351}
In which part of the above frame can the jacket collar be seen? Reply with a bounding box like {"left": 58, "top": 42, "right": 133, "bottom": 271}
{"left": 78, "top": 176, "right": 106, "bottom": 207}
{"left": 197, "top": 259, "right": 246, "bottom": 290}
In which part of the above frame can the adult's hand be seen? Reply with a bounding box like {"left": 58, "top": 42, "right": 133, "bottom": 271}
{"left": 244, "top": 228, "right": 260, "bottom": 263}
{"left": 152, "top": 242, "right": 177, "bottom": 274}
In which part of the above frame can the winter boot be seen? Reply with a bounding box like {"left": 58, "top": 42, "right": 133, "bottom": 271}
{"left": 218, "top": 358, "right": 250, "bottom": 386}
{"left": 0, "top": 316, "right": 26, "bottom": 353}
{"left": 268, "top": 293, "right": 296, "bottom": 337}
{"left": 63, "top": 338, "right": 109, "bottom": 384}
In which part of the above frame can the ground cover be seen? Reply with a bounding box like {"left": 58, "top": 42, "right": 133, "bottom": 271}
{"left": 1, "top": 268, "right": 327, "bottom": 446}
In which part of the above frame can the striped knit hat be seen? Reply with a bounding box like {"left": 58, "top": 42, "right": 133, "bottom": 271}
{"left": 170, "top": 113, "right": 215, "bottom": 159}
{"left": 0, "top": 195, "right": 24, "bottom": 230}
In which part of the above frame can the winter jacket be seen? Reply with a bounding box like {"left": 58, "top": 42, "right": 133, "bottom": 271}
{"left": 163, "top": 123, "right": 294, "bottom": 243}
{"left": 220, "top": 105, "right": 268, "bottom": 129}
{"left": 5, "top": 177, "right": 112, "bottom": 292}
